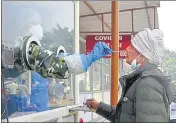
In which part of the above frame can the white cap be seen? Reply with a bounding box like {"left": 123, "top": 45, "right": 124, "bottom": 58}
{"left": 131, "top": 28, "right": 164, "bottom": 65}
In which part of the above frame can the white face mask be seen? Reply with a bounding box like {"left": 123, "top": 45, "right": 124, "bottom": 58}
{"left": 130, "top": 54, "right": 144, "bottom": 71}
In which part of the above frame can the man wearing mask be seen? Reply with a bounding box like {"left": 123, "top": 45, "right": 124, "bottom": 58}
{"left": 87, "top": 28, "right": 174, "bottom": 122}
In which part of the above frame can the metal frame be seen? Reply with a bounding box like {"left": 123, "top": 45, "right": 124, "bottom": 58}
{"left": 101, "top": 59, "right": 104, "bottom": 102}
{"left": 83, "top": 1, "right": 111, "bottom": 31}
{"left": 154, "top": 7, "right": 156, "bottom": 29}
{"left": 73, "top": 0, "right": 80, "bottom": 106}
{"left": 2, "top": 105, "right": 78, "bottom": 122}
{"left": 73, "top": 1, "right": 80, "bottom": 122}
{"left": 80, "top": 6, "right": 156, "bottom": 17}
{"left": 80, "top": 3, "right": 157, "bottom": 34}
{"left": 144, "top": 1, "right": 152, "bottom": 29}
{"left": 91, "top": 63, "right": 94, "bottom": 120}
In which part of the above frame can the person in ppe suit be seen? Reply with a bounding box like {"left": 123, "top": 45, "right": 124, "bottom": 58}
{"left": 86, "top": 28, "right": 174, "bottom": 122}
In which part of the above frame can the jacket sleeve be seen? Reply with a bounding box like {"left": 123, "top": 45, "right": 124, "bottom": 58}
{"left": 135, "top": 77, "right": 168, "bottom": 122}
{"left": 96, "top": 102, "right": 116, "bottom": 122}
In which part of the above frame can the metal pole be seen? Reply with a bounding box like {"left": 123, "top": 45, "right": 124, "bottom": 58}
{"left": 74, "top": 0, "right": 80, "bottom": 106}
{"left": 101, "top": 59, "right": 104, "bottom": 102}
{"left": 91, "top": 63, "right": 94, "bottom": 120}
{"left": 111, "top": 1, "right": 119, "bottom": 106}
{"left": 154, "top": 7, "right": 156, "bottom": 29}
{"left": 74, "top": 1, "right": 80, "bottom": 122}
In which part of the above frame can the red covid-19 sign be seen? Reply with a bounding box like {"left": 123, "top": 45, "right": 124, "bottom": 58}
{"left": 86, "top": 35, "right": 131, "bottom": 58}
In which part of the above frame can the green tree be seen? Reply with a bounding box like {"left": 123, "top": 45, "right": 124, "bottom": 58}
{"left": 162, "top": 49, "right": 176, "bottom": 81}
{"left": 41, "top": 24, "right": 74, "bottom": 53}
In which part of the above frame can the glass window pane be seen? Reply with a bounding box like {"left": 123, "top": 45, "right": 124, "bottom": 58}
{"left": 93, "top": 62, "right": 102, "bottom": 91}
{"left": 80, "top": 40, "right": 86, "bottom": 54}
{"left": 103, "top": 65, "right": 110, "bottom": 91}
{"left": 2, "top": 1, "right": 74, "bottom": 118}
{"left": 93, "top": 92, "right": 103, "bottom": 119}
{"left": 3, "top": 71, "right": 30, "bottom": 118}
{"left": 104, "top": 91, "right": 110, "bottom": 104}
{"left": 79, "top": 91, "right": 93, "bottom": 122}
{"left": 103, "top": 58, "right": 110, "bottom": 64}
{"left": 79, "top": 71, "right": 91, "bottom": 92}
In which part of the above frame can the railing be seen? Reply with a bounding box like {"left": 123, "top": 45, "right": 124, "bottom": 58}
{"left": 2, "top": 105, "right": 78, "bottom": 122}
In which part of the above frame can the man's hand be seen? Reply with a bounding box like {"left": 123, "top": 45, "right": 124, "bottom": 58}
{"left": 86, "top": 98, "right": 100, "bottom": 111}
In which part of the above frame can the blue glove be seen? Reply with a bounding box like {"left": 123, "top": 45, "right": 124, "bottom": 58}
{"left": 81, "top": 41, "right": 112, "bottom": 71}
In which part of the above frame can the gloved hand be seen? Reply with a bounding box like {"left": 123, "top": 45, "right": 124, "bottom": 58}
{"left": 81, "top": 41, "right": 112, "bottom": 71}
{"left": 61, "top": 41, "right": 112, "bottom": 74}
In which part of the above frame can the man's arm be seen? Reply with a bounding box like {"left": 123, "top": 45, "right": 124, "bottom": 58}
{"left": 96, "top": 102, "right": 116, "bottom": 122}
{"left": 135, "top": 77, "right": 168, "bottom": 122}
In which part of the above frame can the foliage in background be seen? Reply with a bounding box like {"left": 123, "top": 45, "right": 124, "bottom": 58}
{"left": 41, "top": 24, "right": 74, "bottom": 53}
{"left": 162, "top": 49, "right": 176, "bottom": 81}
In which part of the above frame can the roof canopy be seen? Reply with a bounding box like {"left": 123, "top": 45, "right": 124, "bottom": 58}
{"left": 79, "top": 1, "right": 160, "bottom": 37}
